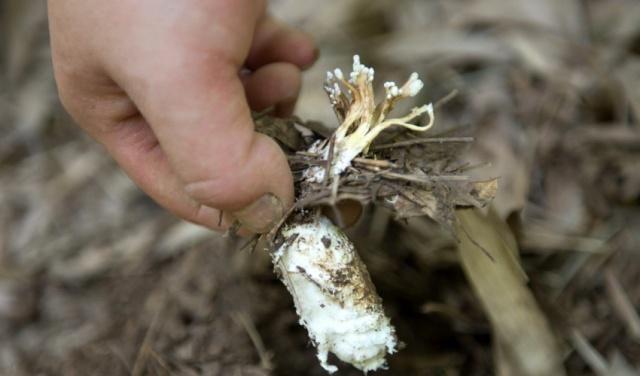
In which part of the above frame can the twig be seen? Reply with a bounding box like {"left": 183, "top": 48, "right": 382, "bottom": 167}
{"left": 287, "top": 156, "right": 326, "bottom": 167}
{"left": 328, "top": 175, "right": 344, "bottom": 227}
{"left": 232, "top": 311, "right": 274, "bottom": 370}
{"left": 313, "top": 193, "right": 370, "bottom": 206}
{"left": 570, "top": 329, "right": 609, "bottom": 376}
{"left": 379, "top": 171, "right": 469, "bottom": 182}
{"left": 458, "top": 221, "right": 495, "bottom": 262}
{"left": 131, "top": 291, "right": 166, "bottom": 376}
{"left": 252, "top": 106, "right": 276, "bottom": 120}
{"left": 239, "top": 235, "right": 260, "bottom": 253}
{"left": 352, "top": 158, "right": 398, "bottom": 169}
{"left": 604, "top": 268, "right": 640, "bottom": 341}
{"left": 434, "top": 89, "right": 459, "bottom": 109}
{"left": 455, "top": 161, "right": 492, "bottom": 173}
{"left": 323, "top": 134, "right": 336, "bottom": 186}
{"left": 218, "top": 210, "right": 224, "bottom": 227}
{"left": 371, "top": 136, "right": 474, "bottom": 150}
{"left": 145, "top": 347, "right": 172, "bottom": 374}
{"left": 266, "top": 191, "right": 330, "bottom": 243}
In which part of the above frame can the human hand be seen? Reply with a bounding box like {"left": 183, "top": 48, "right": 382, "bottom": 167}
{"left": 48, "top": 0, "right": 317, "bottom": 233}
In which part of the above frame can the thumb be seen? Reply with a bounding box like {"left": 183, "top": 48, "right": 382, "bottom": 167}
{"left": 113, "top": 51, "right": 294, "bottom": 233}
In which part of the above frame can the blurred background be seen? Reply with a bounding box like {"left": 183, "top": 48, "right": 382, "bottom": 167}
{"left": 2, "top": 0, "right": 640, "bottom": 374}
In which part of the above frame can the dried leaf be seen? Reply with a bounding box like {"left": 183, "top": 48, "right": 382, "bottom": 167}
{"left": 455, "top": 207, "right": 565, "bottom": 376}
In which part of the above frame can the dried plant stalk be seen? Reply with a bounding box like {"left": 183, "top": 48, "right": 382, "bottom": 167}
{"left": 455, "top": 207, "right": 565, "bottom": 376}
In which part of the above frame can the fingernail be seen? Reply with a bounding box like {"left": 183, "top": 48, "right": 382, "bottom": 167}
{"left": 232, "top": 193, "right": 284, "bottom": 234}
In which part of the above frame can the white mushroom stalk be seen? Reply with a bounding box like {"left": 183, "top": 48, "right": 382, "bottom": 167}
{"left": 273, "top": 55, "right": 435, "bottom": 373}
{"left": 273, "top": 217, "right": 397, "bottom": 373}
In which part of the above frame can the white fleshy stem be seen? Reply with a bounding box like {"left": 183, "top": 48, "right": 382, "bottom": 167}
{"left": 273, "top": 216, "right": 397, "bottom": 374}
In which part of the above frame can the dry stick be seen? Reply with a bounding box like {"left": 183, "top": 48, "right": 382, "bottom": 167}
{"left": 295, "top": 150, "right": 319, "bottom": 157}
{"left": 287, "top": 155, "right": 325, "bottom": 165}
{"left": 455, "top": 208, "right": 565, "bottom": 376}
{"left": 379, "top": 171, "right": 469, "bottom": 182}
{"left": 455, "top": 161, "right": 492, "bottom": 173}
{"left": 570, "top": 329, "right": 609, "bottom": 376}
{"left": 323, "top": 134, "right": 336, "bottom": 186}
{"left": 289, "top": 139, "right": 348, "bottom": 226}
{"left": 353, "top": 165, "right": 384, "bottom": 175}
{"left": 266, "top": 191, "right": 330, "bottom": 243}
{"left": 238, "top": 235, "right": 260, "bottom": 253}
{"left": 603, "top": 268, "right": 640, "bottom": 340}
{"left": 296, "top": 152, "right": 399, "bottom": 169}
{"left": 217, "top": 210, "right": 224, "bottom": 227}
{"left": 131, "top": 291, "right": 166, "bottom": 376}
{"left": 390, "top": 183, "right": 432, "bottom": 214}
{"left": 434, "top": 89, "right": 459, "bottom": 109}
{"left": 328, "top": 174, "right": 345, "bottom": 228}
{"left": 107, "top": 344, "right": 133, "bottom": 373}
{"left": 352, "top": 158, "right": 398, "bottom": 169}
{"left": 371, "top": 136, "right": 474, "bottom": 151}
{"left": 332, "top": 185, "right": 371, "bottom": 195}
{"left": 314, "top": 193, "right": 370, "bottom": 206}
{"left": 252, "top": 106, "right": 276, "bottom": 120}
{"left": 232, "top": 312, "right": 274, "bottom": 370}
{"left": 145, "top": 348, "right": 172, "bottom": 374}
{"left": 458, "top": 222, "right": 495, "bottom": 262}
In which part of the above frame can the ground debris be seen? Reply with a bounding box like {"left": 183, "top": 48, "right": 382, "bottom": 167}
{"left": 257, "top": 111, "right": 496, "bottom": 233}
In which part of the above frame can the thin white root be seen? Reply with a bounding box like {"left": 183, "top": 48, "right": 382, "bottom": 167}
{"left": 273, "top": 216, "right": 397, "bottom": 373}
{"left": 320, "top": 55, "right": 435, "bottom": 179}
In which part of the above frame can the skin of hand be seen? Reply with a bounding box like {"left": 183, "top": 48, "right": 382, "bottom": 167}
{"left": 47, "top": 0, "right": 317, "bottom": 233}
